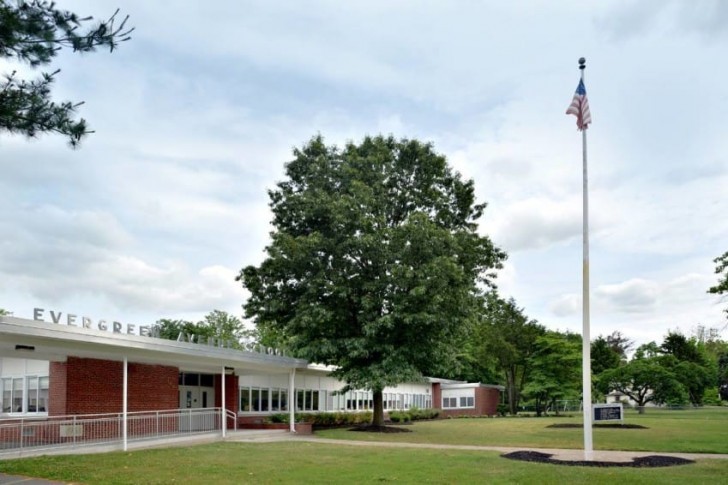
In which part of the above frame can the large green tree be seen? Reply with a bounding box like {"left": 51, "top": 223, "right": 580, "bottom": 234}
{"left": 709, "top": 251, "right": 728, "bottom": 319}
{"left": 659, "top": 331, "right": 714, "bottom": 406}
{"left": 474, "top": 295, "right": 545, "bottom": 415}
{"left": 240, "top": 135, "right": 506, "bottom": 427}
{"left": 523, "top": 330, "right": 581, "bottom": 416}
{"left": 591, "top": 335, "right": 624, "bottom": 398}
{"left": 1, "top": 0, "right": 133, "bottom": 146}
{"left": 599, "top": 357, "right": 687, "bottom": 412}
{"left": 591, "top": 336, "right": 622, "bottom": 375}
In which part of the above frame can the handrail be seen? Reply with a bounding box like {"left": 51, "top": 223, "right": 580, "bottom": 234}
{"left": 0, "top": 407, "right": 231, "bottom": 456}
{"left": 224, "top": 408, "right": 238, "bottom": 431}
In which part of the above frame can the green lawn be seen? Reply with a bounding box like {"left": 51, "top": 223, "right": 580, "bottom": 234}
{"left": 1, "top": 408, "right": 727, "bottom": 484}
{"left": 316, "top": 407, "right": 728, "bottom": 454}
{"left": 1, "top": 441, "right": 727, "bottom": 485}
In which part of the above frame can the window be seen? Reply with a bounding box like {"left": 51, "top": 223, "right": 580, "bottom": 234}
{"left": 271, "top": 389, "right": 280, "bottom": 411}
{"left": 27, "top": 377, "right": 38, "bottom": 412}
{"left": 200, "top": 374, "right": 214, "bottom": 387}
{"left": 251, "top": 388, "right": 261, "bottom": 411}
{"left": 38, "top": 377, "right": 49, "bottom": 412}
{"left": 182, "top": 373, "right": 199, "bottom": 386}
{"left": 442, "top": 397, "right": 457, "bottom": 408}
{"left": 467, "top": 396, "right": 474, "bottom": 407}
{"left": 460, "top": 396, "right": 467, "bottom": 407}
{"left": 12, "top": 378, "right": 23, "bottom": 413}
{"left": 1, "top": 377, "right": 11, "bottom": 413}
{"left": 296, "top": 389, "right": 304, "bottom": 411}
{"left": 240, "top": 387, "right": 251, "bottom": 411}
{"left": 0, "top": 376, "right": 49, "bottom": 414}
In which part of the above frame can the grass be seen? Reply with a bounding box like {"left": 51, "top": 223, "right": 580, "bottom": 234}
{"left": 317, "top": 407, "right": 728, "bottom": 454}
{"left": 1, "top": 441, "right": 728, "bottom": 485}
{"left": 1, "top": 407, "right": 727, "bottom": 484}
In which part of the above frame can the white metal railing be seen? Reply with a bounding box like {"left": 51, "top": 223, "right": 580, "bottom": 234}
{"left": 0, "top": 407, "right": 236, "bottom": 457}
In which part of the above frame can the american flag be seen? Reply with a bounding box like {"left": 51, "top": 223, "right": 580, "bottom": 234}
{"left": 566, "top": 79, "right": 592, "bottom": 131}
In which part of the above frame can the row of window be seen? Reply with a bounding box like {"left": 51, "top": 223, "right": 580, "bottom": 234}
{"left": 2, "top": 376, "right": 453, "bottom": 415}
{"left": 239, "top": 387, "right": 432, "bottom": 413}
{"left": 442, "top": 396, "right": 475, "bottom": 409}
{"left": 1, "top": 376, "right": 49, "bottom": 414}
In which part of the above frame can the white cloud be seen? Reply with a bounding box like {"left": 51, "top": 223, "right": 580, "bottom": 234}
{"left": 485, "top": 196, "right": 582, "bottom": 251}
{"left": 595, "top": 278, "right": 660, "bottom": 313}
{"left": 1, "top": 0, "right": 727, "bottom": 348}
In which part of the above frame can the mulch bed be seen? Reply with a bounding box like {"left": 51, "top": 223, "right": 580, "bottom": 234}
{"left": 502, "top": 451, "right": 693, "bottom": 468}
{"left": 548, "top": 423, "right": 648, "bottom": 429}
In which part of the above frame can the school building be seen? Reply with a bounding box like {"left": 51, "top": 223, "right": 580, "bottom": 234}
{"left": 0, "top": 311, "right": 503, "bottom": 430}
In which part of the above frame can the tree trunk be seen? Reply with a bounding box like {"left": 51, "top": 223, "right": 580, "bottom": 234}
{"left": 372, "top": 388, "right": 385, "bottom": 427}
{"left": 506, "top": 370, "right": 518, "bottom": 415}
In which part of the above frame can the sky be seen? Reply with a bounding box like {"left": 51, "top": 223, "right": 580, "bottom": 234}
{"left": 1, "top": 0, "right": 726, "bottom": 349}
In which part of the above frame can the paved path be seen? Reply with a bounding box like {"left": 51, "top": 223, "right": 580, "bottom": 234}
{"left": 0, "top": 474, "right": 63, "bottom": 485}
{"left": 228, "top": 431, "right": 728, "bottom": 463}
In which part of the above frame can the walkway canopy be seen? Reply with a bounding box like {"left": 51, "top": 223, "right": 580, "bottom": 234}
{"left": 0, "top": 315, "right": 307, "bottom": 374}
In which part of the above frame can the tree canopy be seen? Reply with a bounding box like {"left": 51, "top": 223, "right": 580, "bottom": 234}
{"left": 599, "top": 356, "right": 687, "bottom": 411}
{"left": 472, "top": 294, "right": 544, "bottom": 415}
{"left": 709, "top": 251, "right": 728, "bottom": 319}
{"left": 0, "top": 0, "right": 133, "bottom": 146}
{"left": 240, "top": 135, "right": 506, "bottom": 426}
{"left": 523, "top": 330, "right": 581, "bottom": 416}
{"left": 154, "top": 310, "right": 250, "bottom": 350}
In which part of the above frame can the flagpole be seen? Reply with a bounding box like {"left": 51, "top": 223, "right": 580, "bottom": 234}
{"left": 579, "top": 56, "right": 593, "bottom": 461}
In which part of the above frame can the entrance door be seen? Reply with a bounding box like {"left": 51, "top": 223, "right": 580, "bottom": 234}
{"left": 180, "top": 387, "right": 199, "bottom": 409}
{"left": 178, "top": 373, "right": 216, "bottom": 432}
{"left": 179, "top": 386, "right": 215, "bottom": 409}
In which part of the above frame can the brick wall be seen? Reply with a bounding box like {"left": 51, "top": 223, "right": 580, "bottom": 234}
{"left": 215, "top": 373, "right": 239, "bottom": 430}
{"left": 432, "top": 383, "right": 441, "bottom": 411}
{"left": 48, "top": 361, "right": 67, "bottom": 415}
{"left": 49, "top": 357, "right": 178, "bottom": 416}
{"left": 440, "top": 387, "right": 501, "bottom": 418}
{"left": 476, "top": 387, "right": 500, "bottom": 416}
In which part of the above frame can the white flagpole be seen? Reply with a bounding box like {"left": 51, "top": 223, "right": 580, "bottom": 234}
{"left": 579, "top": 56, "right": 593, "bottom": 460}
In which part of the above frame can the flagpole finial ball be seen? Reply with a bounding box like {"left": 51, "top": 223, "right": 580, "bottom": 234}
{"left": 578, "top": 57, "right": 586, "bottom": 69}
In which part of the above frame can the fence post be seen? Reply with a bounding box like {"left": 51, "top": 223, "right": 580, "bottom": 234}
{"left": 20, "top": 419, "right": 24, "bottom": 452}
{"left": 73, "top": 416, "right": 77, "bottom": 448}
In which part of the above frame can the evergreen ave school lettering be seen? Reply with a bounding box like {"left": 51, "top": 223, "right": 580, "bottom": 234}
{"left": 33, "top": 307, "right": 153, "bottom": 336}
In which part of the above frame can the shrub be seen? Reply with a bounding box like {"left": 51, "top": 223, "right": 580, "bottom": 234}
{"left": 497, "top": 404, "right": 508, "bottom": 417}
{"left": 265, "top": 413, "right": 289, "bottom": 424}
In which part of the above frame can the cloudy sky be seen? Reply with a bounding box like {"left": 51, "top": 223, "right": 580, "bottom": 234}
{"left": 1, "top": 0, "right": 726, "bottom": 348}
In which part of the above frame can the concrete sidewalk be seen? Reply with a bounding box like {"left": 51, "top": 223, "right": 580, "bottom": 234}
{"left": 0, "top": 474, "right": 64, "bottom": 485}
{"left": 228, "top": 432, "right": 728, "bottom": 463}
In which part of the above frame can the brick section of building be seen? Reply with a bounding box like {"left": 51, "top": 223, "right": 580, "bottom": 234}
{"left": 48, "top": 361, "right": 67, "bottom": 416}
{"left": 215, "top": 373, "right": 239, "bottom": 431}
{"left": 440, "top": 386, "right": 501, "bottom": 417}
{"left": 432, "top": 383, "right": 441, "bottom": 411}
{"left": 48, "top": 357, "right": 178, "bottom": 415}
{"left": 213, "top": 374, "right": 239, "bottom": 412}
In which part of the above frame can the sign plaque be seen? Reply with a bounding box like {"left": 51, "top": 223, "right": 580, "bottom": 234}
{"left": 593, "top": 403, "right": 624, "bottom": 422}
